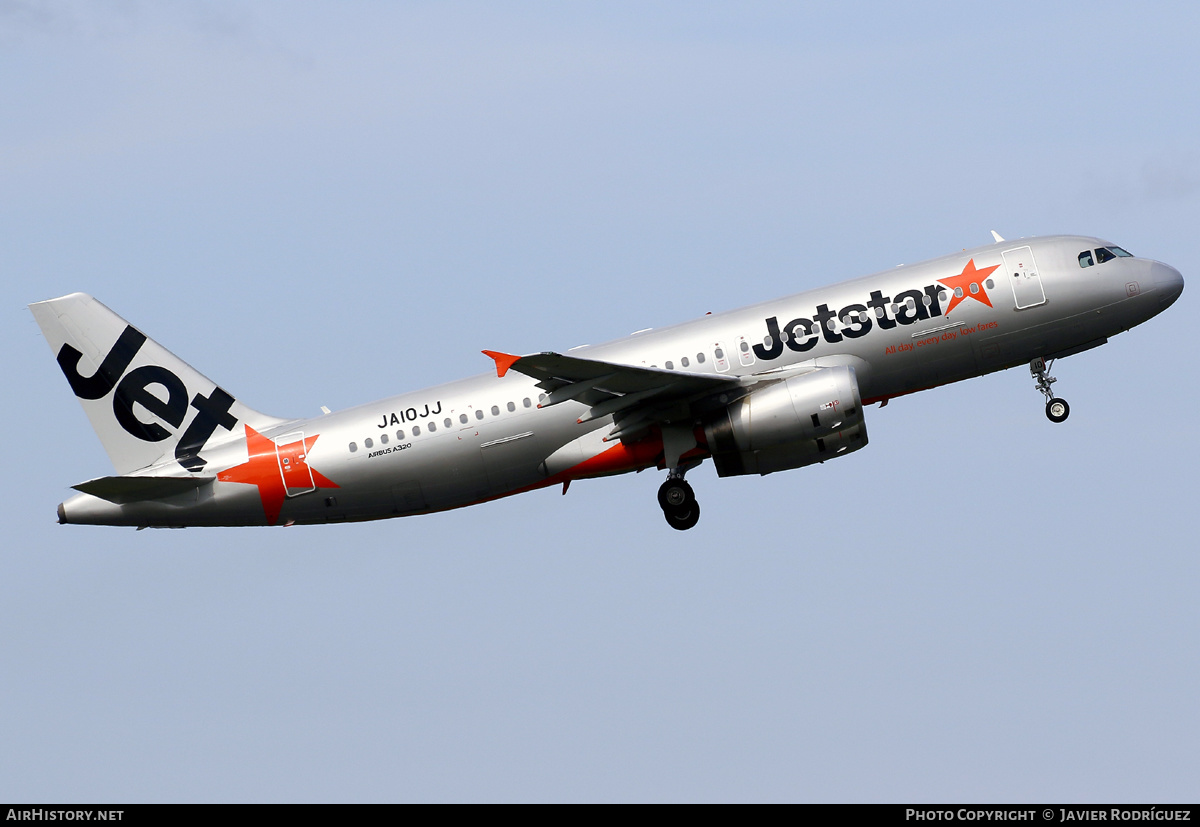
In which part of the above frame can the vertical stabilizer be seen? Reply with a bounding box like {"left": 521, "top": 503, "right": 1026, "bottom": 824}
{"left": 29, "top": 293, "right": 287, "bottom": 475}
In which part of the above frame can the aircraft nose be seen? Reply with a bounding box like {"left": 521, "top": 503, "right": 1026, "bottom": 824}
{"left": 1151, "top": 261, "right": 1184, "bottom": 310}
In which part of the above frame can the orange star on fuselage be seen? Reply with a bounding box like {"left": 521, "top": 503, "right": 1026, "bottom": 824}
{"left": 938, "top": 258, "right": 1001, "bottom": 314}
{"left": 217, "top": 426, "right": 338, "bottom": 525}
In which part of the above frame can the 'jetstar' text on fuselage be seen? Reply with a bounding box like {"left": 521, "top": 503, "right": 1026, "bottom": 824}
{"left": 754, "top": 282, "right": 957, "bottom": 361}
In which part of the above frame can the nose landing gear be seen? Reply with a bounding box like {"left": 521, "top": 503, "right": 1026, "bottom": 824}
{"left": 1045, "top": 396, "right": 1070, "bottom": 423}
{"left": 658, "top": 473, "right": 700, "bottom": 530}
{"left": 1031, "top": 357, "right": 1070, "bottom": 423}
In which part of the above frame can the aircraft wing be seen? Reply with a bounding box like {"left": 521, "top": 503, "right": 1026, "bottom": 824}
{"left": 484, "top": 350, "right": 743, "bottom": 440}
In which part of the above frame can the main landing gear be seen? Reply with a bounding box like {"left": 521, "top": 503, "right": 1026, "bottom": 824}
{"left": 658, "top": 472, "right": 700, "bottom": 531}
{"left": 1030, "top": 357, "right": 1070, "bottom": 423}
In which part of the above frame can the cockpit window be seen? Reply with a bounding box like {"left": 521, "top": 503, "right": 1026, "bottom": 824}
{"left": 1109, "top": 246, "right": 1133, "bottom": 257}
{"left": 1078, "top": 251, "right": 1094, "bottom": 268}
{"left": 1095, "top": 247, "right": 1115, "bottom": 264}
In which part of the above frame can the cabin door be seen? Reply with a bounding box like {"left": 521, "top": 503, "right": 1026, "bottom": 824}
{"left": 275, "top": 432, "right": 317, "bottom": 496}
{"left": 1002, "top": 246, "right": 1047, "bottom": 310}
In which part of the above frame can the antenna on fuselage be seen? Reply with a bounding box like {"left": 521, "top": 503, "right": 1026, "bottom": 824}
{"left": 990, "top": 230, "right": 1005, "bottom": 243}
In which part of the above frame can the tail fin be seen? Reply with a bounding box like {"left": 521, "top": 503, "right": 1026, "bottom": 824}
{"left": 29, "top": 293, "right": 286, "bottom": 475}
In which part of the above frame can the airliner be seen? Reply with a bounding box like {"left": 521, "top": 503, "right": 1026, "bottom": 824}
{"left": 31, "top": 233, "right": 1183, "bottom": 530}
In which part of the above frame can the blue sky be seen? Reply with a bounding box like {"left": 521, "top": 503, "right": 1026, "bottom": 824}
{"left": 2, "top": 1, "right": 1197, "bottom": 802}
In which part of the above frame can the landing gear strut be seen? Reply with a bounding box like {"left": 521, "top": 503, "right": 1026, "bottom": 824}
{"left": 1030, "top": 357, "right": 1070, "bottom": 423}
{"left": 658, "top": 469, "right": 700, "bottom": 530}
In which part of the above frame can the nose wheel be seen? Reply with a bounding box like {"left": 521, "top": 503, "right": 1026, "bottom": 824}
{"left": 658, "top": 476, "right": 700, "bottom": 530}
{"left": 1031, "top": 357, "right": 1070, "bottom": 423}
{"left": 1046, "top": 397, "right": 1070, "bottom": 423}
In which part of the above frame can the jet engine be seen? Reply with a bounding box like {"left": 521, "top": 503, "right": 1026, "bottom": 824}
{"left": 702, "top": 365, "right": 868, "bottom": 476}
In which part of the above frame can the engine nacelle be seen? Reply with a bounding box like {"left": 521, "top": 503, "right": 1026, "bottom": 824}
{"left": 703, "top": 365, "right": 868, "bottom": 476}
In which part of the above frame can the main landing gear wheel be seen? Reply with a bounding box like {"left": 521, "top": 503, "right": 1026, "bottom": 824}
{"left": 1046, "top": 397, "right": 1070, "bottom": 423}
{"left": 657, "top": 479, "right": 695, "bottom": 512}
{"left": 665, "top": 502, "right": 700, "bottom": 531}
{"left": 658, "top": 477, "right": 701, "bottom": 530}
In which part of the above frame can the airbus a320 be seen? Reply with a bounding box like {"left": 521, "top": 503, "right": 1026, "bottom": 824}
{"left": 31, "top": 233, "right": 1183, "bottom": 530}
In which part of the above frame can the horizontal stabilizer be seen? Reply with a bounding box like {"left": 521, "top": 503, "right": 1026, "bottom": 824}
{"left": 72, "top": 475, "right": 214, "bottom": 504}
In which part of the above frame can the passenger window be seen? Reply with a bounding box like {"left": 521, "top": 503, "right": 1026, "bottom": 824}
{"left": 475, "top": 409, "right": 483, "bottom": 420}
{"left": 365, "top": 438, "right": 373, "bottom": 448}
{"left": 665, "top": 361, "right": 674, "bottom": 370}
{"left": 921, "top": 295, "right": 931, "bottom": 307}
{"left": 875, "top": 306, "right": 885, "bottom": 318}
{"left": 412, "top": 425, "right": 420, "bottom": 436}
{"left": 1078, "top": 251, "right": 1094, "bottom": 268}
{"left": 507, "top": 401, "right": 515, "bottom": 412}
{"left": 985, "top": 278, "right": 995, "bottom": 289}
{"left": 1096, "top": 247, "right": 1115, "bottom": 264}
{"left": 460, "top": 413, "right": 468, "bottom": 424}
{"left": 428, "top": 422, "right": 436, "bottom": 432}
{"left": 538, "top": 393, "right": 546, "bottom": 403}
{"left": 739, "top": 341, "right": 749, "bottom": 352}
{"left": 681, "top": 356, "right": 689, "bottom": 367}
{"left": 444, "top": 418, "right": 452, "bottom": 428}
{"left": 938, "top": 290, "right": 949, "bottom": 303}
{"left": 696, "top": 352, "right": 706, "bottom": 364}
{"left": 491, "top": 405, "right": 500, "bottom": 416}
{"left": 381, "top": 433, "right": 389, "bottom": 444}
{"left": 396, "top": 430, "right": 405, "bottom": 440}
{"left": 955, "top": 287, "right": 964, "bottom": 298}
{"left": 523, "top": 398, "right": 531, "bottom": 408}
{"left": 349, "top": 442, "right": 357, "bottom": 453}
{"left": 969, "top": 283, "right": 979, "bottom": 294}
